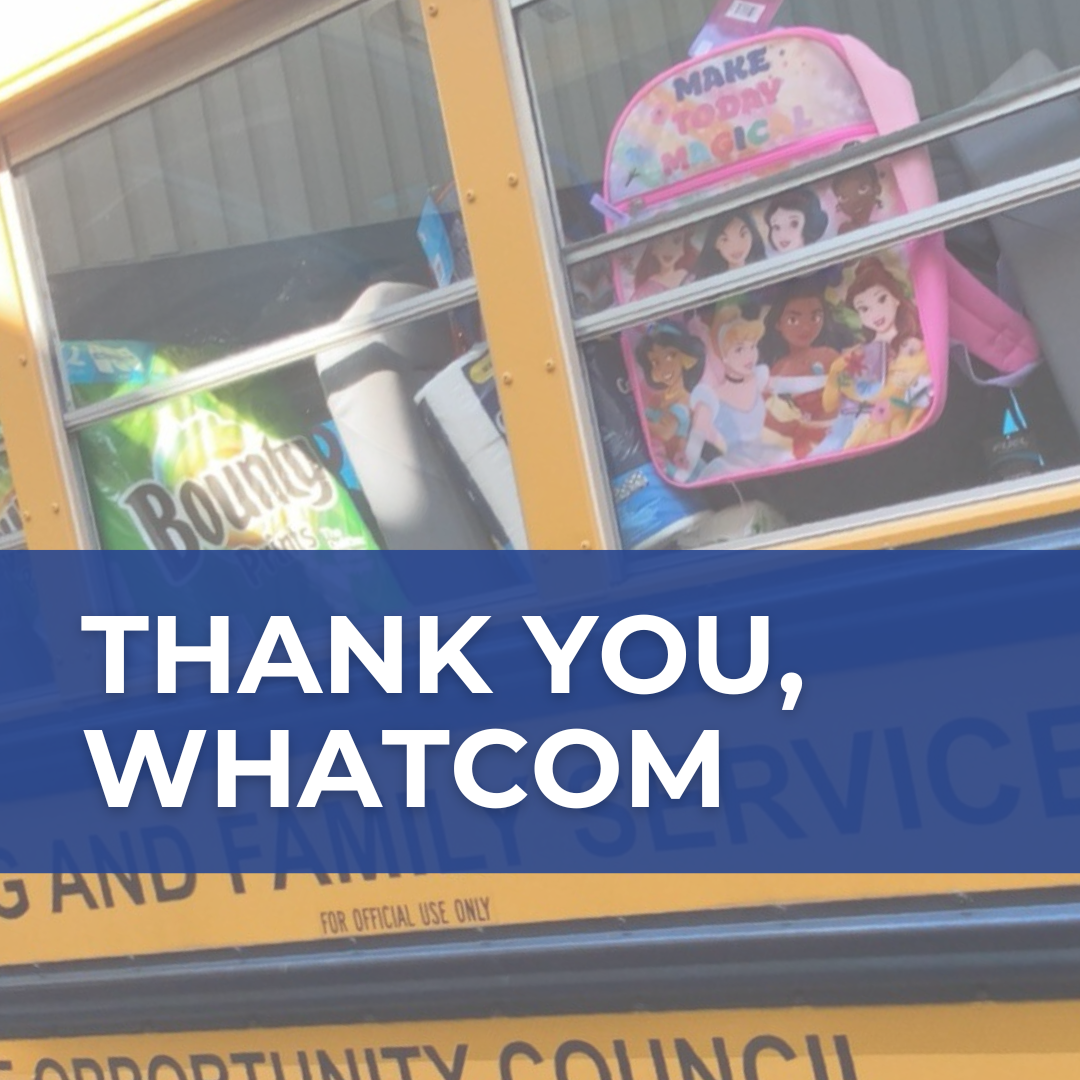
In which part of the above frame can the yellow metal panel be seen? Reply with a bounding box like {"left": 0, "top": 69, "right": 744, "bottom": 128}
{"left": 775, "top": 482, "right": 1080, "bottom": 550}
{"left": 0, "top": 1, "right": 177, "bottom": 92}
{"left": 0, "top": 0, "right": 230, "bottom": 107}
{"left": 0, "top": 0, "right": 358, "bottom": 167}
{"left": 5, "top": 1001, "right": 1080, "bottom": 1078}
{"left": 0, "top": 170, "right": 78, "bottom": 549}
{"left": 422, "top": 0, "right": 607, "bottom": 551}
{"left": 1, "top": 873, "right": 1076, "bottom": 965}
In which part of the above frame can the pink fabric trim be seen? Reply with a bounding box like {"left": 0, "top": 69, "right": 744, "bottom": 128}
{"left": 616, "top": 125, "right": 876, "bottom": 213}
{"left": 945, "top": 253, "right": 1041, "bottom": 373}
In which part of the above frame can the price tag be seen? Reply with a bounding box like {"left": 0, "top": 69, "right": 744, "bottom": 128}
{"left": 726, "top": 1, "right": 767, "bottom": 23}
{"left": 690, "top": 0, "right": 784, "bottom": 56}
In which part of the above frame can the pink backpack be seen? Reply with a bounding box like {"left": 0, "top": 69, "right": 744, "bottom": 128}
{"left": 603, "top": 29, "right": 1040, "bottom": 487}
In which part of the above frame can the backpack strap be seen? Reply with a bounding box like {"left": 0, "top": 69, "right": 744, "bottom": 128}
{"left": 837, "top": 35, "right": 1041, "bottom": 377}
{"left": 950, "top": 343, "right": 1035, "bottom": 390}
{"left": 945, "top": 252, "right": 1041, "bottom": 374}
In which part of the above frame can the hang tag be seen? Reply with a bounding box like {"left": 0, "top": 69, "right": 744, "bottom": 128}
{"left": 689, "top": 0, "right": 785, "bottom": 57}
{"left": 590, "top": 193, "right": 631, "bottom": 227}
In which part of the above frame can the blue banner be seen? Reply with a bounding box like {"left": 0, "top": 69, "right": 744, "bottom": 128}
{"left": 0, "top": 550, "right": 1078, "bottom": 872}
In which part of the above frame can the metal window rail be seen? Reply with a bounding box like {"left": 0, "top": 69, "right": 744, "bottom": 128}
{"left": 5, "top": 895, "right": 1080, "bottom": 1036}
{"left": 574, "top": 152, "right": 1080, "bottom": 342}
{"left": 715, "top": 463, "right": 1080, "bottom": 551}
{"left": 61, "top": 277, "right": 479, "bottom": 432}
{"left": 926, "top": 515, "right": 1080, "bottom": 552}
{"left": 561, "top": 61, "right": 1080, "bottom": 269}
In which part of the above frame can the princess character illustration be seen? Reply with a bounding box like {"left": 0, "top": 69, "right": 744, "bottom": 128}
{"left": 765, "top": 188, "right": 830, "bottom": 253}
{"left": 832, "top": 164, "right": 884, "bottom": 234}
{"left": 821, "top": 256, "right": 927, "bottom": 451}
{"left": 631, "top": 230, "right": 698, "bottom": 302}
{"left": 633, "top": 321, "right": 707, "bottom": 476}
{"left": 759, "top": 278, "right": 854, "bottom": 458}
{"left": 676, "top": 305, "right": 795, "bottom": 481}
{"left": 695, "top": 209, "right": 767, "bottom": 279}
{"left": 844, "top": 341, "right": 933, "bottom": 448}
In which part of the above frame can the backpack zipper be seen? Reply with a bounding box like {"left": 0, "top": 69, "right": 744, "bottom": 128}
{"left": 612, "top": 123, "right": 878, "bottom": 218}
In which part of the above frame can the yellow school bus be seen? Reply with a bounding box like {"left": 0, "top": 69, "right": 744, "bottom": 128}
{"left": 4, "top": 871, "right": 1080, "bottom": 1076}
{"left": 2, "top": 1, "right": 1080, "bottom": 1077}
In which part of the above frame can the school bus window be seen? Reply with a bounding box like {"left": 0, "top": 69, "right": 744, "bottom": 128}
{"left": 58, "top": 308, "right": 522, "bottom": 553}
{"left": 518, "top": 1, "right": 1080, "bottom": 243}
{"left": 18, "top": 1, "right": 525, "bottom": 553}
{"left": 512, "top": 0, "right": 1080, "bottom": 550}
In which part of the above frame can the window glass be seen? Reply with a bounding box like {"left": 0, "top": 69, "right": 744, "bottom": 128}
{"left": 567, "top": 146, "right": 932, "bottom": 320}
{"left": 69, "top": 310, "right": 523, "bottom": 553}
{"left": 515, "top": 0, "right": 1080, "bottom": 548}
{"left": 519, "top": 0, "right": 1080, "bottom": 243}
{"left": 585, "top": 203, "right": 1080, "bottom": 550}
{"left": 19, "top": 1, "right": 527, "bottom": 552}
{"left": 24, "top": 1, "right": 463, "bottom": 367}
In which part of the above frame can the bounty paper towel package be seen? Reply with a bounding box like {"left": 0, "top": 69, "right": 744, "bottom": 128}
{"left": 64, "top": 341, "right": 379, "bottom": 553}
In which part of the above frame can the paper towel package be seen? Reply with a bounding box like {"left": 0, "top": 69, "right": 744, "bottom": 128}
{"left": 415, "top": 348, "right": 528, "bottom": 551}
{"left": 316, "top": 282, "right": 491, "bottom": 551}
